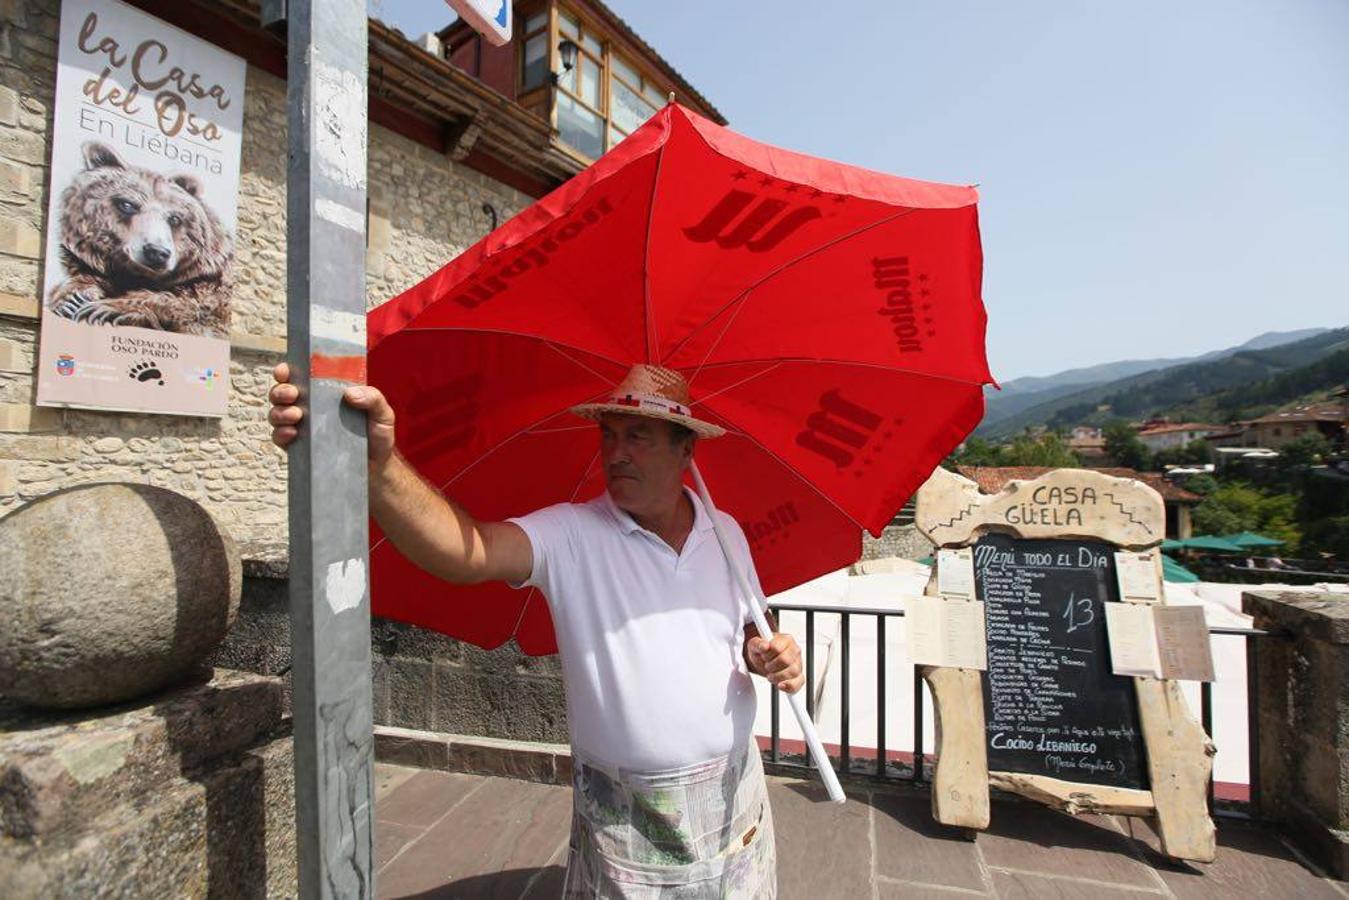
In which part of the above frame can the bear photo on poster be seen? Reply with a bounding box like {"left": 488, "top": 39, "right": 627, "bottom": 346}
{"left": 46, "top": 141, "right": 234, "bottom": 339}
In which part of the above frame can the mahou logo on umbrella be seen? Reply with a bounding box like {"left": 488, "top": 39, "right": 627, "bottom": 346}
{"left": 683, "top": 188, "right": 822, "bottom": 252}
{"left": 872, "top": 256, "right": 932, "bottom": 354}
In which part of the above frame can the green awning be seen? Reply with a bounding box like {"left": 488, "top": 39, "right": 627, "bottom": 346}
{"left": 1181, "top": 535, "right": 1246, "bottom": 553}
{"left": 1161, "top": 538, "right": 1186, "bottom": 552}
{"left": 1161, "top": 554, "right": 1201, "bottom": 583}
{"left": 1225, "top": 531, "right": 1285, "bottom": 549}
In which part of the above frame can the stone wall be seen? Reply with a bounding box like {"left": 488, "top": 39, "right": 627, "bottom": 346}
{"left": 213, "top": 544, "right": 571, "bottom": 744}
{"left": 0, "top": 0, "right": 531, "bottom": 543}
{"left": 860, "top": 523, "right": 933, "bottom": 562}
{"left": 1244, "top": 590, "right": 1349, "bottom": 878}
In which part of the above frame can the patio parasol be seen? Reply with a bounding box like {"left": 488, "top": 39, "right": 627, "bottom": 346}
{"left": 366, "top": 102, "right": 994, "bottom": 802}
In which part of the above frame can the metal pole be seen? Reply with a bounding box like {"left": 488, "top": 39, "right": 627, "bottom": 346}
{"left": 269, "top": 0, "right": 375, "bottom": 894}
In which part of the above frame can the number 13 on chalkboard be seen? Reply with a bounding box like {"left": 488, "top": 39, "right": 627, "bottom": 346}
{"left": 1061, "top": 592, "right": 1095, "bottom": 634}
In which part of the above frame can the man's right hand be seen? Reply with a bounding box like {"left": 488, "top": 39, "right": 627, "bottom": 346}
{"left": 268, "top": 362, "right": 397, "bottom": 467}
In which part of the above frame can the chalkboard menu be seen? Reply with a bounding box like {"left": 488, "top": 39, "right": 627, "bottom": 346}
{"left": 974, "top": 533, "right": 1149, "bottom": 790}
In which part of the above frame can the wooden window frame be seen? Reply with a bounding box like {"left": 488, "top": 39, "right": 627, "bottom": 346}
{"left": 517, "top": 1, "right": 672, "bottom": 162}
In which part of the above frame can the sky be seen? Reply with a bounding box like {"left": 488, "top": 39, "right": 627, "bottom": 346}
{"left": 369, "top": 1, "right": 1348, "bottom": 382}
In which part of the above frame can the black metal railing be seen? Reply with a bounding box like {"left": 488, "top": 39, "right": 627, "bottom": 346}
{"left": 762, "top": 601, "right": 1271, "bottom": 819}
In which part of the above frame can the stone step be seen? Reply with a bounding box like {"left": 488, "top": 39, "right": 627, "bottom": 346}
{"left": 0, "top": 669, "right": 285, "bottom": 840}
{"left": 0, "top": 732, "right": 295, "bottom": 898}
{"left": 374, "top": 724, "right": 572, "bottom": 784}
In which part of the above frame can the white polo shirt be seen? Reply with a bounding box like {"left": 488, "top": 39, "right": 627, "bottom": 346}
{"left": 509, "top": 487, "right": 764, "bottom": 772}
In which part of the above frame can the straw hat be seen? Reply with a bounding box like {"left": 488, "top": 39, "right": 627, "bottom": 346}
{"left": 570, "top": 364, "right": 725, "bottom": 439}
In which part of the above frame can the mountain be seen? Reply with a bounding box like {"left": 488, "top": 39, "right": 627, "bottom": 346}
{"left": 980, "top": 327, "right": 1348, "bottom": 437}
{"left": 1159, "top": 345, "right": 1349, "bottom": 424}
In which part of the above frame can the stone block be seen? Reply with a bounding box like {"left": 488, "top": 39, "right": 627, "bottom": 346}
{"left": 1245, "top": 589, "right": 1349, "bottom": 877}
{"left": 0, "top": 434, "right": 80, "bottom": 461}
{"left": 0, "top": 484, "right": 242, "bottom": 708}
{"left": 0, "top": 337, "right": 23, "bottom": 371}
{"left": 374, "top": 617, "right": 465, "bottom": 664}
{"left": 0, "top": 217, "right": 38, "bottom": 257}
{"left": 388, "top": 659, "right": 434, "bottom": 730}
{"left": 1247, "top": 590, "right": 1349, "bottom": 644}
{"left": 0, "top": 402, "right": 60, "bottom": 433}
{"left": 0, "top": 124, "right": 44, "bottom": 166}
{"left": 0, "top": 460, "right": 13, "bottom": 496}
{"left": 0, "top": 86, "right": 15, "bottom": 127}
{"left": 446, "top": 736, "right": 559, "bottom": 784}
{"left": 0, "top": 291, "right": 38, "bottom": 319}
{"left": 431, "top": 665, "right": 567, "bottom": 744}
{"left": 0, "top": 670, "right": 285, "bottom": 841}
{"left": 0, "top": 158, "right": 27, "bottom": 195}
{"left": 0, "top": 730, "right": 295, "bottom": 899}
{"left": 374, "top": 724, "right": 450, "bottom": 770}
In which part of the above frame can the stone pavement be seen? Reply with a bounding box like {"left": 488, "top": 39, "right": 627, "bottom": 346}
{"left": 373, "top": 763, "right": 1348, "bottom": 899}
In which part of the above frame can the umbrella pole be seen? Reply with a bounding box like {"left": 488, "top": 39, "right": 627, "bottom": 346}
{"left": 689, "top": 461, "right": 847, "bottom": 804}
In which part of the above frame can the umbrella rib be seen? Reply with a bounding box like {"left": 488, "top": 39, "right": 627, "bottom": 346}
{"left": 663, "top": 207, "right": 920, "bottom": 365}
{"left": 643, "top": 140, "right": 669, "bottom": 364}
{"left": 699, "top": 404, "right": 870, "bottom": 535}
{"left": 394, "top": 326, "right": 630, "bottom": 371}
{"left": 510, "top": 446, "right": 602, "bottom": 646}
{"left": 543, "top": 340, "right": 619, "bottom": 387}
{"left": 686, "top": 289, "right": 752, "bottom": 389}
{"left": 688, "top": 361, "right": 784, "bottom": 409}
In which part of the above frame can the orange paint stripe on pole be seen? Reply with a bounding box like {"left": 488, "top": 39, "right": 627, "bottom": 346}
{"left": 311, "top": 353, "right": 367, "bottom": 382}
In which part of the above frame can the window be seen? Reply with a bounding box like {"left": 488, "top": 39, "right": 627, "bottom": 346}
{"left": 520, "top": 11, "right": 550, "bottom": 92}
{"left": 531, "top": 5, "right": 669, "bottom": 160}
{"left": 608, "top": 51, "right": 663, "bottom": 148}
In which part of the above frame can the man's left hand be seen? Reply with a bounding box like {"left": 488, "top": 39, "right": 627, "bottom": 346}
{"left": 746, "top": 632, "right": 804, "bottom": 694}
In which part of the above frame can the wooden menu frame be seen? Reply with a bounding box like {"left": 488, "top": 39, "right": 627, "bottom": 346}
{"left": 913, "top": 467, "right": 1217, "bottom": 862}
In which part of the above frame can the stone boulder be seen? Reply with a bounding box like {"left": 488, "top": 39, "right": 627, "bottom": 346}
{"left": 0, "top": 484, "right": 241, "bottom": 708}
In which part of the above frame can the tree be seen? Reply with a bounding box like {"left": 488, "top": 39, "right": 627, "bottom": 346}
{"left": 947, "top": 437, "right": 1006, "bottom": 468}
{"left": 1279, "top": 433, "right": 1332, "bottom": 469}
{"left": 1302, "top": 515, "right": 1349, "bottom": 559}
{"left": 1183, "top": 473, "right": 1220, "bottom": 496}
{"left": 1191, "top": 481, "right": 1301, "bottom": 546}
{"left": 1103, "top": 420, "right": 1150, "bottom": 470}
{"left": 1001, "top": 432, "right": 1081, "bottom": 467}
{"left": 1153, "top": 439, "right": 1211, "bottom": 469}
{"left": 946, "top": 433, "right": 1081, "bottom": 470}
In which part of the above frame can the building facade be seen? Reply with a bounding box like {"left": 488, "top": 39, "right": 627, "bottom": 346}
{"left": 0, "top": 0, "right": 718, "bottom": 541}
{"left": 1136, "top": 422, "right": 1224, "bottom": 453}
{"left": 0, "top": 0, "right": 720, "bottom": 741}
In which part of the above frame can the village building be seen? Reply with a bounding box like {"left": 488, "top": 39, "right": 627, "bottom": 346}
{"left": 1135, "top": 421, "right": 1226, "bottom": 453}
{"left": 1066, "top": 425, "right": 1109, "bottom": 465}
{"left": 1242, "top": 404, "right": 1346, "bottom": 449}
{"left": 0, "top": 0, "right": 720, "bottom": 541}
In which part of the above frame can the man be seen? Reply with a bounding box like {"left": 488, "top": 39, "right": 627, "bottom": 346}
{"left": 269, "top": 362, "right": 803, "bottom": 898}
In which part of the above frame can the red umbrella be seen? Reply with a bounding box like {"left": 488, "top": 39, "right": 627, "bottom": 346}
{"left": 367, "top": 102, "right": 992, "bottom": 655}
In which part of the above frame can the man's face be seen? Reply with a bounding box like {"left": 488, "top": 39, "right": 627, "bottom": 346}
{"left": 599, "top": 413, "right": 692, "bottom": 516}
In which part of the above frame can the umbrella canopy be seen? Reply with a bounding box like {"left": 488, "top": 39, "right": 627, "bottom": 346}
{"left": 1161, "top": 554, "right": 1201, "bottom": 583}
{"left": 1161, "top": 538, "right": 1186, "bottom": 552}
{"left": 1226, "top": 531, "right": 1284, "bottom": 549}
{"left": 1180, "top": 535, "right": 1245, "bottom": 553}
{"left": 367, "top": 103, "right": 993, "bottom": 654}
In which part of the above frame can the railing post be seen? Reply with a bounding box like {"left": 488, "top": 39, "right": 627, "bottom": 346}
{"left": 840, "top": 612, "right": 851, "bottom": 775}
{"left": 769, "top": 605, "right": 780, "bottom": 764}
{"left": 877, "top": 615, "right": 887, "bottom": 778}
{"left": 912, "top": 668, "right": 924, "bottom": 783}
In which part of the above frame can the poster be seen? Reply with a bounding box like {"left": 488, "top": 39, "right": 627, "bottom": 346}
{"left": 36, "top": 0, "right": 246, "bottom": 417}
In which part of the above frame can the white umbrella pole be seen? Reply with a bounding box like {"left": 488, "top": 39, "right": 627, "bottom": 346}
{"left": 689, "top": 461, "right": 847, "bottom": 804}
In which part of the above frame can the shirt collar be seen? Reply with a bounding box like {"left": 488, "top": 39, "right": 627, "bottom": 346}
{"left": 601, "top": 485, "right": 716, "bottom": 536}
